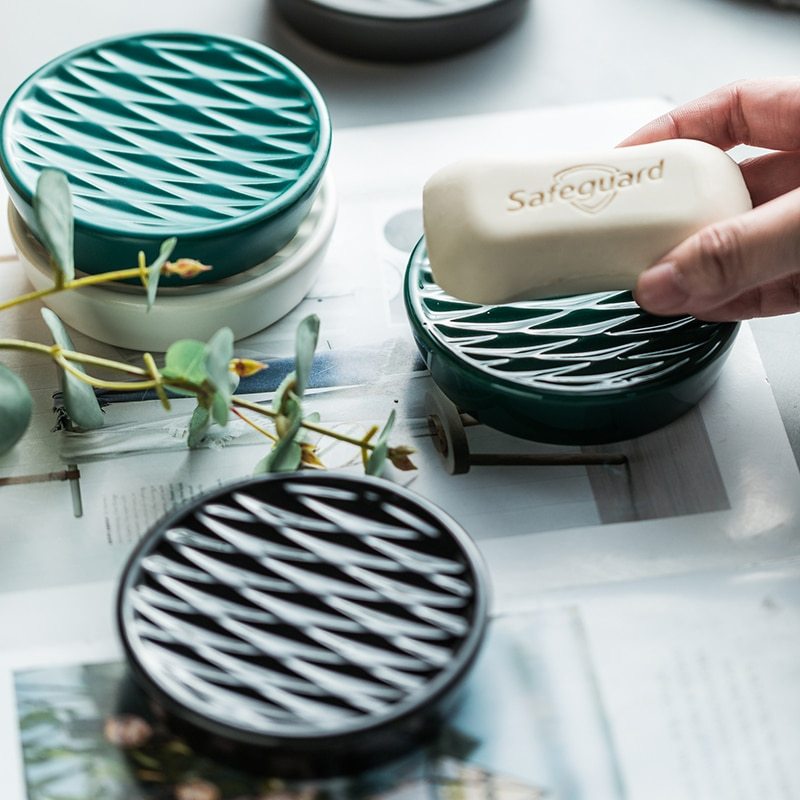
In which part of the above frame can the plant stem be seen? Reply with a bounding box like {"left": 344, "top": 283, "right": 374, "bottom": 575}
{"left": 231, "top": 397, "right": 281, "bottom": 420}
{"left": 232, "top": 397, "right": 377, "bottom": 452}
{"left": 0, "top": 267, "right": 144, "bottom": 313}
{"left": 54, "top": 354, "right": 158, "bottom": 391}
{"left": 0, "top": 339, "right": 54, "bottom": 357}
{"left": 361, "top": 424, "right": 379, "bottom": 468}
{"left": 302, "top": 418, "right": 377, "bottom": 451}
{"left": 1, "top": 338, "right": 386, "bottom": 462}
{"left": 1, "top": 337, "right": 207, "bottom": 399}
{"left": 231, "top": 407, "right": 278, "bottom": 443}
{"left": 1, "top": 338, "right": 153, "bottom": 378}
{"left": 61, "top": 349, "right": 149, "bottom": 376}
{"left": 143, "top": 352, "right": 171, "bottom": 411}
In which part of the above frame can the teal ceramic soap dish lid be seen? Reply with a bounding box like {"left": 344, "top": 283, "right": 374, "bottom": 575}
{"left": 0, "top": 31, "right": 331, "bottom": 284}
{"left": 405, "top": 238, "right": 739, "bottom": 445}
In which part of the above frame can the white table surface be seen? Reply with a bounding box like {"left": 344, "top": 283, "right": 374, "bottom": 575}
{"left": 2, "top": 0, "right": 799, "bottom": 128}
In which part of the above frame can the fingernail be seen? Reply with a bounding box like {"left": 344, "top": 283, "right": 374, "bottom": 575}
{"left": 634, "top": 262, "right": 689, "bottom": 313}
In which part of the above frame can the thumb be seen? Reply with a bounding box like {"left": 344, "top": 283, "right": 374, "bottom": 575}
{"left": 634, "top": 187, "right": 800, "bottom": 316}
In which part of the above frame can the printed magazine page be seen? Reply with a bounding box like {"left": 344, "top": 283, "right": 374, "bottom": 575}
{"left": 2, "top": 101, "right": 800, "bottom": 604}
{"left": 1, "top": 562, "right": 799, "bottom": 800}
{"left": 3, "top": 100, "right": 800, "bottom": 800}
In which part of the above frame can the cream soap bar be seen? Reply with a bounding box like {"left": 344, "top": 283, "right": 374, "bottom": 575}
{"left": 422, "top": 139, "right": 752, "bottom": 304}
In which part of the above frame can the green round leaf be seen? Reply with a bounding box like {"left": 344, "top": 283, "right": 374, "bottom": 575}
{"left": 34, "top": 169, "right": 74, "bottom": 284}
{"left": 146, "top": 237, "right": 177, "bottom": 310}
{"left": 211, "top": 392, "right": 230, "bottom": 427}
{"left": 205, "top": 328, "right": 234, "bottom": 425}
{"left": 162, "top": 340, "right": 208, "bottom": 386}
{"left": 272, "top": 371, "right": 297, "bottom": 414}
{"left": 258, "top": 397, "right": 303, "bottom": 473}
{"left": 366, "top": 410, "right": 396, "bottom": 476}
{"left": 294, "top": 314, "right": 320, "bottom": 398}
{"left": 254, "top": 440, "right": 301, "bottom": 475}
{"left": 0, "top": 364, "right": 33, "bottom": 455}
{"left": 188, "top": 404, "right": 210, "bottom": 448}
{"left": 41, "top": 309, "right": 104, "bottom": 430}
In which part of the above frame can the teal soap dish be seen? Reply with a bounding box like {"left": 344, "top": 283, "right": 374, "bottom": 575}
{"left": 405, "top": 238, "right": 738, "bottom": 444}
{"left": 0, "top": 31, "right": 331, "bottom": 284}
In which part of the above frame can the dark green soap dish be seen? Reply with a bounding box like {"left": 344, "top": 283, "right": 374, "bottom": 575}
{"left": 405, "top": 238, "right": 739, "bottom": 445}
{"left": 0, "top": 32, "right": 331, "bottom": 283}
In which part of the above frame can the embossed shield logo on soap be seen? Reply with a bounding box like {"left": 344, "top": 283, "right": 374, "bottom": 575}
{"left": 553, "top": 164, "right": 621, "bottom": 215}
{"left": 506, "top": 159, "right": 665, "bottom": 215}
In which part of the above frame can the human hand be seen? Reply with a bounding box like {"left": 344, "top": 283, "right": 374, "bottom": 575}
{"left": 620, "top": 79, "right": 800, "bottom": 320}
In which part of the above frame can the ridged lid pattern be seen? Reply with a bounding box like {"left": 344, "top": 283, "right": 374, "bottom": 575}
{"left": 1, "top": 32, "right": 329, "bottom": 236}
{"left": 118, "top": 475, "right": 487, "bottom": 744}
{"left": 407, "top": 240, "right": 737, "bottom": 395}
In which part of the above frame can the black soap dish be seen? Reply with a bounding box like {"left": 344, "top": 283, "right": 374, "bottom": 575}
{"left": 117, "top": 473, "right": 489, "bottom": 777}
{"left": 273, "top": 0, "right": 529, "bottom": 61}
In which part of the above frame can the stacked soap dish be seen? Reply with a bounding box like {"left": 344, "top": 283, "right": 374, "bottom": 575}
{"left": 9, "top": 179, "right": 336, "bottom": 351}
{"left": 405, "top": 238, "right": 739, "bottom": 444}
{"left": 1, "top": 31, "right": 333, "bottom": 348}
{"left": 117, "top": 473, "right": 489, "bottom": 777}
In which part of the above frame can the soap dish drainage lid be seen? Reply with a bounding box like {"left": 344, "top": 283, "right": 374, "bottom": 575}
{"left": 117, "top": 473, "right": 489, "bottom": 777}
{"left": 274, "top": 0, "right": 529, "bottom": 61}
{"left": 405, "top": 237, "right": 739, "bottom": 445}
{"left": 0, "top": 31, "right": 331, "bottom": 281}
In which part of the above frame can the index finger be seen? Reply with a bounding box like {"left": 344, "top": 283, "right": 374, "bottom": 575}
{"left": 619, "top": 78, "right": 800, "bottom": 151}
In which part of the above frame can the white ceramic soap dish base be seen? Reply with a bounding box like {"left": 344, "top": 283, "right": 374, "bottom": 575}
{"left": 10, "top": 178, "right": 337, "bottom": 352}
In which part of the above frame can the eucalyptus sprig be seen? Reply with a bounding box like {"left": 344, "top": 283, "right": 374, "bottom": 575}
{"left": 0, "top": 169, "right": 415, "bottom": 476}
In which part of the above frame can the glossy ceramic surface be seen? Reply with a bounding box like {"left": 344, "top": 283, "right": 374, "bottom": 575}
{"left": 274, "top": 0, "right": 528, "bottom": 61}
{"left": 117, "top": 473, "right": 488, "bottom": 776}
{"left": 0, "top": 32, "right": 331, "bottom": 281}
{"left": 405, "top": 238, "right": 739, "bottom": 444}
{"left": 10, "top": 177, "right": 336, "bottom": 351}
